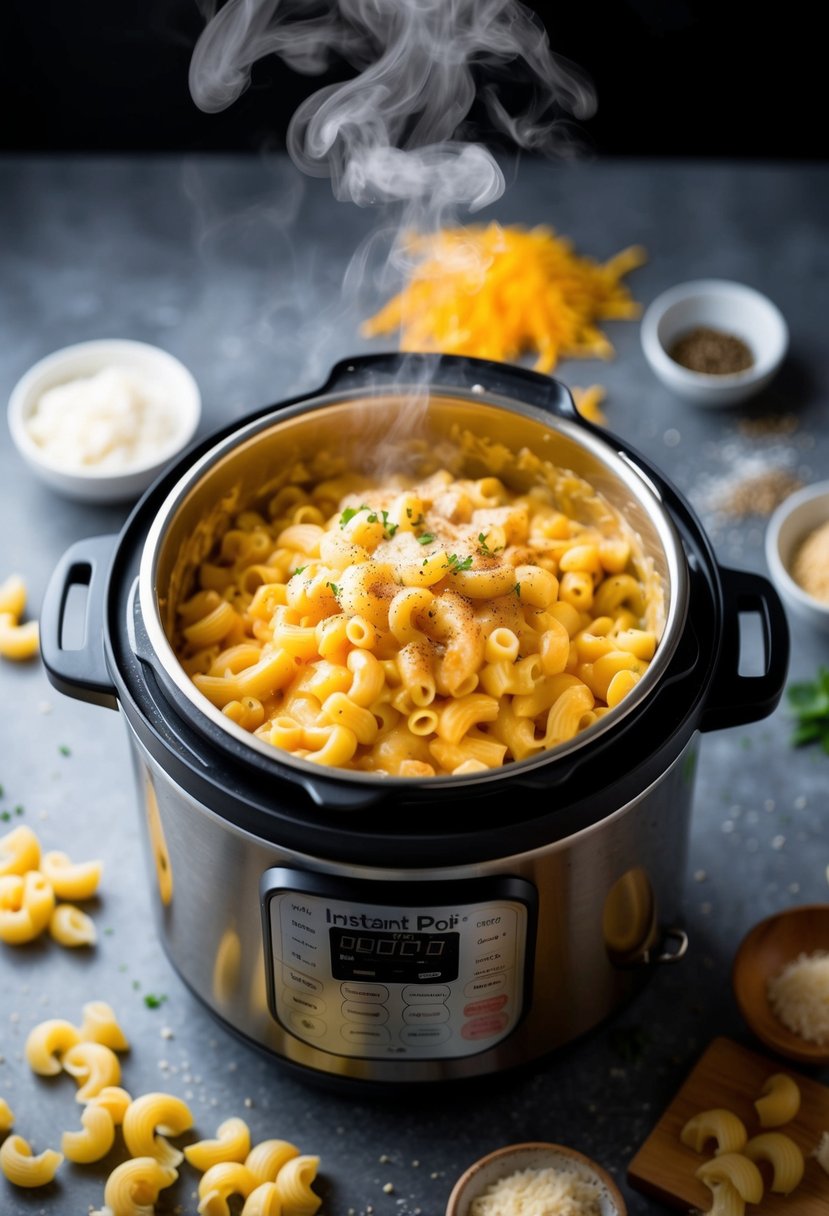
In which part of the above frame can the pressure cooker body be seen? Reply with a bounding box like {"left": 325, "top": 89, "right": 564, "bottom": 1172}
{"left": 41, "top": 354, "right": 789, "bottom": 1084}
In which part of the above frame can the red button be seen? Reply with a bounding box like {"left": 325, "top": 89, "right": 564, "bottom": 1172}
{"left": 463, "top": 994, "right": 508, "bottom": 1018}
{"left": 461, "top": 1012, "right": 509, "bottom": 1040}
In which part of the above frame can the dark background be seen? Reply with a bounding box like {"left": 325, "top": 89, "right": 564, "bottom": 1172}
{"left": 0, "top": 0, "right": 825, "bottom": 158}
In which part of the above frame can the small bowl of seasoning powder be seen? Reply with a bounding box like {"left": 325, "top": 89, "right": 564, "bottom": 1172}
{"left": 7, "top": 339, "right": 201, "bottom": 503}
{"left": 445, "top": 1142, "right": 627, "bottom": 1216}
{"left": 733, "top": 905, "right": 829, "bottom": 1065}
{"left": 766, "top": 480, "right": 829, "bottom": 633}
{"left": 640, "top": 279, "right": 788, "bottom": 406}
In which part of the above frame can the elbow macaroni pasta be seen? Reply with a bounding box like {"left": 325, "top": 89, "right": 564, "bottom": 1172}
{"left": 0, "top": 1134, "right": 63, "bottom": 1187}
{"left": 95, "top": 1155, "right": 178, "bottom": 1216}
{"left": 184, "top": 1117, "right": 252, "bottom": 1170}
{"left": 174, "top": 466, "right": 658, "bottom": 775}
{"left": 0, "top": 574, "right": 39, "bottom": 661}
{"left": 62, "top": 1042, "right": 122, "bottom": 1102}
{"left": 755, "top": 1073, "right": 801, "bottom": 1128}
{"left": 0, "top": 1097, "right": 13, "bottom": 1130}
{"left": 79, "top": 1001, "right": 130, "bottom": 1052}
{"left": 49, "top": 903, "right": 97, "bottom": 947}
{"left": 123, "top": 1092, "right": 194, "bottom": 1167}
{"left": 25, "top": 1017, "right": 82, "bottom": 1074}
{"left": 41, "top": 850, "right": 103, "bottom": 900}
{"left": 61, "top": 1103, "right": 116, "bottom": 1163}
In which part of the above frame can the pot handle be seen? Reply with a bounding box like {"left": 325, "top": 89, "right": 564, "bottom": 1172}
{"left": 41, "top": 535, "right": 119, "bottom": 710}
{"left": 321, "top": 353, "right": 581, "bottom": 419}
{"left": 700, "top": 566, "right": 790, "bottom": 733}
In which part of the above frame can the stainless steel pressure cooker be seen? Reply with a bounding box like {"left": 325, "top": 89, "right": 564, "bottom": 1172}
{"left": 41, "top": 354, "right": 789, "bottom": 1085}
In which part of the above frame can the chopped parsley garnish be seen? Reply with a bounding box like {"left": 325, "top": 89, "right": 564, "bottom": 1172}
{"left": 788, "top": 666, "right": 829, "bottom": 751}
{"left": 0, "top": 810, "right": 10, "bottom": 823}
{"left": 513, "top": 582, "right": 522, "bottom": 597}
{"left": 143, "top": 993, "right": 167, "bottom": 1009}
{"left": 477, "top": 532, "right": 502, "bottom": 556}
{"left": 327, "top": 581, "right": 341, "bottom": 599}
{"left": 417, "top": 533, "right": 435, "bottom": 545}
{"left": 339, "top": 504, "right": 371, "bottom": 529}
{"left": 447, "top": 554, "right": 473, "bottom": 574}
{"left": 14, "top": 805, "right": 23, "bottom": 817}
{"left": 292, "top": 565, "right": 307, "bottom": 577}
{"left": 341, "top": 504, "right": 397, "bottom": 539}
{"left": 58, "top": 745, "right": 71, "bottom": 757}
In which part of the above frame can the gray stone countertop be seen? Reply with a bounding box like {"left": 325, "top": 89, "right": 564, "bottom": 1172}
{"left": 0, "top": 155, "right": 827, "bottom": 1215}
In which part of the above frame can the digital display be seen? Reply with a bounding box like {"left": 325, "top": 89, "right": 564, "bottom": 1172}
{"left": 329, "top": 928, "right": 460, "bottom": 983}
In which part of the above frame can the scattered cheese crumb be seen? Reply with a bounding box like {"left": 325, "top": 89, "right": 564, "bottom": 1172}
{"left": 244, "top": 1097, "right": 253, "bottom": 1108}
{"left": 814, "top": 1133, "right": 829, "bottom": 1176}
{"left": 383, "top": 1183, "right": 394, "bottom": 1194}
{"left": 160, "top": 1027, "right": 174, "bottom": 1040}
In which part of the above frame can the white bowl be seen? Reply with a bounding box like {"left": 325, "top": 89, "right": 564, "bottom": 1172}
{"left": 765, "top": 480, "right": 829, "bottom": 633}
{"left": 445, "top": 1142, "right": 627, "bottom": 1216}
{"left": 640, "top": 279, "right": 788, "bottom": 406}
{"left": 8, "top": 339, "right": 201, "bottom": 503}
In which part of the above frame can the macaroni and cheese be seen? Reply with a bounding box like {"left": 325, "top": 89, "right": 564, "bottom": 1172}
{"left": 173, "top": 462, "right": 658, "bottom": 776}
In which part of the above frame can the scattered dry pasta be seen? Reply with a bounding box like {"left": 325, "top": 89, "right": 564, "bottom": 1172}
{"left": 185, "top": 1117, "right": 252, "bottom": 1170}
{"left": 62, "top": 1041, "right": 122, "bottom": 1102}
{"left": 123, "top": 1092, "right": 194, "bottom": 1168}
{"left": 79, "top": 1001, "right": 130, "bottom": 1052}
{"left": 25, "top": 1017, "right": 82, "bottom": 1074}
{"left": 41, "top": 850, "right": 103, "bottom": 900}
{"left": 61, "top": 1104, "right": 116, "bottom": 1164}
{"left": 0, "top": 574, "right": 39, "bottom": 661}
{"left": 93, "top": 1155, "right": 178, "bottom": 1216}
{"left": 0, "top": 1133, "right": 63, "bottom": 1188}
{"left": 49, "top": 903, "right": 97, "bottom": 947}
{"left": 361, "top": 224, "right": 645, "bottom": 373}
{"left": 174, "top": 463, "right": 658, "bottom": 776}
{"left": 755, "top": 1073, "right": 801, "bottom": 1128}
{"left": 15, "top": 1004, "right": 323, "bottom": 1216}
{"left": 0, "top": 826, "right": 102, "bottom": 949}
{"left": 0, "top": 1097, "right": 13, "bottom": 1131}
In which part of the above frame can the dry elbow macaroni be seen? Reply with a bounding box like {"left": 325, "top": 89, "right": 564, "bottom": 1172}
{"left": 0, "top": 825, "right": 102, "bottom": 948}
{"left": 0, "top": 574, "right": 39, "bottom": 661}
{"left": 7, "top": 1002, "right": 323, "bottom": 1214}
{"left": 174, "top": 466, "right": 658, "bottom": 775}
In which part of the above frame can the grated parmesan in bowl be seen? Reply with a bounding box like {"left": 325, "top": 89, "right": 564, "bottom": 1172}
{"left": 768, "top": 951, "right": 829, "bottom": 1046}
{"left": 8, "top": 339, "right": 201, "bottom": 503}
{"left": 445, "top": 1142, "right": 626, "bottom": 1216}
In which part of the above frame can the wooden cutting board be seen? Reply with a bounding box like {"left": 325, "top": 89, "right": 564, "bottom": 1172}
{"left": 628, "top": 1037, "right": 829, "bottom": 1212}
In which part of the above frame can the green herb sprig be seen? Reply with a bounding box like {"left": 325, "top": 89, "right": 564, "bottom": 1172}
{"left": 788, "top": 667, "right": 829, "bottom": 751}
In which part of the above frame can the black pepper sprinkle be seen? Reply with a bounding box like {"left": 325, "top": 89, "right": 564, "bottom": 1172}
{"left": 668, "top": 326, "right": 754, "bottom": 375}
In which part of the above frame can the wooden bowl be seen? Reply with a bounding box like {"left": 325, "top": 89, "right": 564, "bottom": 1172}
{"left": 445, "top": 1141, "right": 627, "bottom": 1216}
{"left": 733, "top": 904, "right": 829, "bottom": 1064}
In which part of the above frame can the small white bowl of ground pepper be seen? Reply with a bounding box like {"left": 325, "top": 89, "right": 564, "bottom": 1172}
{"left": 766, "top": 480, "right": 829, "bottom": 632}
{"left": 641, "top": 279, "right": 788, "bottom": 406}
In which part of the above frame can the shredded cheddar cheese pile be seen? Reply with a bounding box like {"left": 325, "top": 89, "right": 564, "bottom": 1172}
{"left": 362, "top": 223, "right": 646, "bottom": 373}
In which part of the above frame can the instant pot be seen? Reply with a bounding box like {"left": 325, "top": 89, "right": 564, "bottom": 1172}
{"left": 41, "top": 354, "right": 788, "bottom": 1085}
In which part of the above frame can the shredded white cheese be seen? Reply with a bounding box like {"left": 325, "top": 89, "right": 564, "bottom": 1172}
{"left": 25, "top": 366, "right": 178, "bottom": 471}
{"left": 469, "top": 1165, "right": 605, "bottom": 1216}
{"left": 813, "top": 1130, "right": 829, "bottom": 1175}
{"left": 767, "top": 950, "right": 829, "bottom": 1045}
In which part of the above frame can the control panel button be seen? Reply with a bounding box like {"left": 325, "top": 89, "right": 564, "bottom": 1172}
{"left": 463, "top": 994, "right": 508, "bottom": 1018}
{"left": 288, "top": 1011, "right": 327, "bottom": 1038}
{"left": 342, "top": 1000, "right": 390, "bottom": 1025}
{"left": 283, "top": 991, "right": 326, "bottom": 1017}
{"left": 402, "top": 985, "right": 450, "bottom": 1004}
{"left": 400, "top": 1025, "right": 452, "bottom": 1046}
{"left": 341, "top": 1024, "right": 390, "bottom": 1046}
{"left": 461, "top": 1012, "right": 509, "bottom": 1040}
{"left": 464, "top": 974, "right": 507, "bottom": 998}
{"left": 402, "top": 1004, "right": 450, "bottom": 1025}
{"left": 282, "top": 966, "right": 323, "bottom": 995}
{"left": 340, "top": 982, "right": 389, "bottom": 1004}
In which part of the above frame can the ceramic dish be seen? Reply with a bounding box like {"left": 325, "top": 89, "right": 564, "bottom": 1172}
{"left": 7, "top": 338, "right": 201, "bottom": 503}
{"left": 445, "top": 1141, "right": 627, "bottom": 1216}
{"left": 733, "top": 904, "right": 829, "bottom": 1065}
{"left": 640, "top": 279, "right": 788, "bottom": 406}
{"left": 765, "top": 480, "right": 829, "bottom": 633}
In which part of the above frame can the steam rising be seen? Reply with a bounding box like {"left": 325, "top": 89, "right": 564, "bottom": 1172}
{"left": 190, "top": 0, "right": 596, "bottom": 214}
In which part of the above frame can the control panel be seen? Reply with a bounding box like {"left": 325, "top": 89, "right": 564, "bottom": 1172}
{"left": 261, "top": 869, "right": 536, "bottom": 1061}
